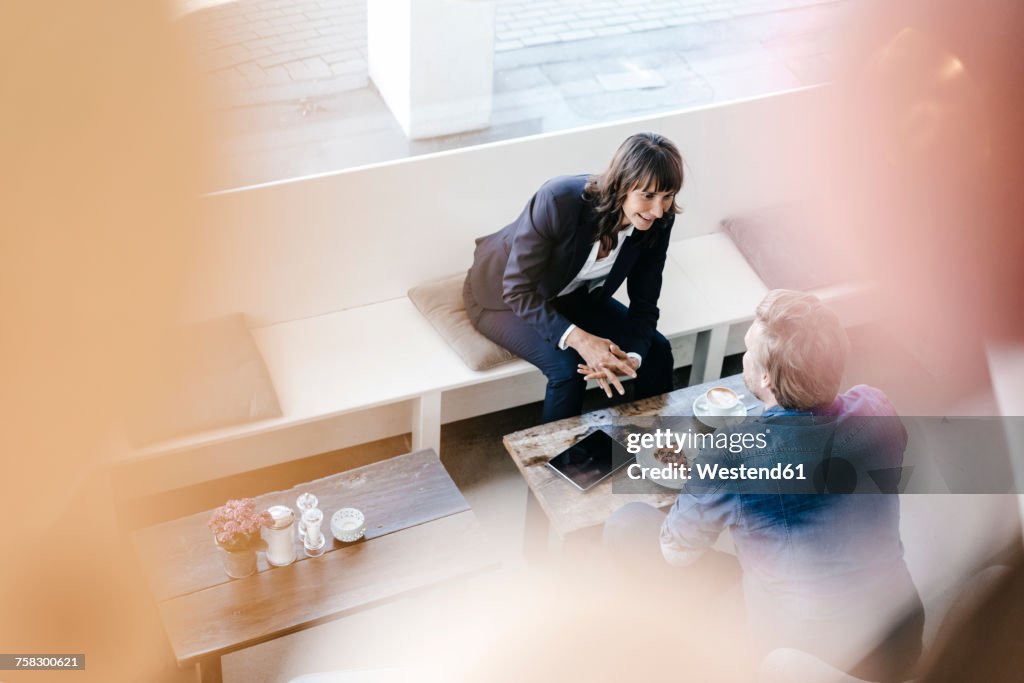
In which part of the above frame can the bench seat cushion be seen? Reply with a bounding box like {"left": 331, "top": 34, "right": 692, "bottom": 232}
{"left": 721, "top": 206, "right": 856, "bottom": 291}
{"left": 408, "top": 274, "right": 517, "bottom": 371}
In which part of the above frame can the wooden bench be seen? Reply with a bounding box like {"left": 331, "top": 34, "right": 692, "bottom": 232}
{"left": 112, "top": 87, "right": 869, "bottom": 496}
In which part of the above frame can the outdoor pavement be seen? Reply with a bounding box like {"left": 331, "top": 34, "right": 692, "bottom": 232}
{"left": 178, "top": 0, "right": 858, "bottom": 190}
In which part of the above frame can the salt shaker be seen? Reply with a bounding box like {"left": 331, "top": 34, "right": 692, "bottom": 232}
{"left": 302, "top": 508, "right": 326, "bottom": 557}
{"left": 264, "top": 505, "right": 297, "bottom": 566}
{"left": 296, "top": 492, "right": 319, "bottom": 540}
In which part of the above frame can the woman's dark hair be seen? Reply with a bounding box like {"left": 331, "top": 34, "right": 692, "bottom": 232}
{"left": 584, "top": 132, "right": 684, "bottom": 252}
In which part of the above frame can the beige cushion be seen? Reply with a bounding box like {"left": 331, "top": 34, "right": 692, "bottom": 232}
{"left": 721, "top": 206, "right": 855, "bottom": 291}
{"left": 408, "top": 274, "right": 516, "bottom": 371}
{"left": 126, "top": 313, "right": 282, "bottom": 445}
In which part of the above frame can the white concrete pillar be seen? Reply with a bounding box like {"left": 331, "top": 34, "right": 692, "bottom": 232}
{"left": 368, "top": 0, "right": 496, "bottom": 140}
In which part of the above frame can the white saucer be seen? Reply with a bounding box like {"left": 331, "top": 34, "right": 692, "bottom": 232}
{"left": 634, "top": 446, "right": 688, "bottom": 490}
{"left": 692, "top": 393, "right": 748, "bottom": 428}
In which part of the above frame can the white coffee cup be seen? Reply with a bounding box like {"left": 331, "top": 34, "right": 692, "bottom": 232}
{"left": 704, "top": 386, "right": 740, "bottom": 416}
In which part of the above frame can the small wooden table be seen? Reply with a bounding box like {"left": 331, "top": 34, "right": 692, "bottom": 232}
{"left": 132, "top": 449, "right": 496, "bottom": 683}
{"left": 503, "top": 374, "right": 759, "bottom": 555}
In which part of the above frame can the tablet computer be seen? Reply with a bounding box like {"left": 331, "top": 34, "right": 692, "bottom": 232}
{"left": 545, "top": 429, "right": 633, "bottom": 491}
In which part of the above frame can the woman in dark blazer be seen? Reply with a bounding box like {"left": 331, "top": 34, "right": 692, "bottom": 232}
{"left": 464, "top": 133, "right": 683, "bottom": 422}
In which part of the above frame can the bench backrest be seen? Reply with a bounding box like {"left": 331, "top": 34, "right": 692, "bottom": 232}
{"left": 185, "top": 88, "right": 825, "bottom": 326}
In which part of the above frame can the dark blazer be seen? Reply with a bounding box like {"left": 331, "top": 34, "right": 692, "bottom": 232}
{"left": 466, "top": 174, "right": 673, "bottom": 357}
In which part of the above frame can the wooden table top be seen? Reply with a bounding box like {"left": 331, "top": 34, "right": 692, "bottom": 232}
{"left": 132, "top": 449, "right": 497, "bottom": 666}
{"left": 502, "top": 374, "right": 759, "bottom": 537}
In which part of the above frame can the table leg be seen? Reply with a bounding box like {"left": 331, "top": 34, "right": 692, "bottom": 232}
{"left": 690, "top": 325, "right": 729, "bottom": 386}
{"left": 523, "top": 488, "right": 550, "bottom": 563}
{"left": 196, "top": 656, "right": 222, "bottom": 683}
{"left": 412, "top": 391, "right": 442, "bottom": 455}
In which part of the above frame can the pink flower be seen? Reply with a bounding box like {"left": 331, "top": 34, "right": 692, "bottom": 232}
{"left": 209, "top": 498, "right": 267, "bottom": 551}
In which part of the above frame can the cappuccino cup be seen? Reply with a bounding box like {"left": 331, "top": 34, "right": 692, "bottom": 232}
{"left": 704, "top": 386, "right": 740, "bottom": 416}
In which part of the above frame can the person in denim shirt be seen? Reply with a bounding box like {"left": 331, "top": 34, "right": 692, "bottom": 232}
{"left": 606, "top": 290, "right": 924, "bottom": 682}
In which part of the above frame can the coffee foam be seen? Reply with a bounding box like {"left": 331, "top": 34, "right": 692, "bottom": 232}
{"left": 706, "top": 387, "right": 738, "bottom": 407}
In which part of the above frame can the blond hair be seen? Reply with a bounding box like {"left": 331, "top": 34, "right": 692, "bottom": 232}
{"left": 752, "top": 290, "right": 849, "bottom": 410}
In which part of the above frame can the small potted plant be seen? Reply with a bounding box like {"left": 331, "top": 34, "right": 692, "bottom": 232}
{"left": 208, "top": 498, "right": 272, "bottom": 579}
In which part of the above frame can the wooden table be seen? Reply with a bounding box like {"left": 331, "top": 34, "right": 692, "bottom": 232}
{"left": 132, "top": 449, "right": 496, "bottom": 683}
{"left": 503, "top": 374, "right": 760, "bottom": 556}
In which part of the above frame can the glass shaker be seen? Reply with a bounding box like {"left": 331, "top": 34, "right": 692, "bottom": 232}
{"left": 264, "top": 505, "right": 297, "bottom": 566}
{"left": 302, "top": 508, "right": 326, "bottom": 557}
{"left": 296, "top": 492, "right": 319, "bottom": 540}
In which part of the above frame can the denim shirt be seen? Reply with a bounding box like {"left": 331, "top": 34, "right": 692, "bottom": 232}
{"left": 660, "top": 385, "right": 922, "bottom": 657}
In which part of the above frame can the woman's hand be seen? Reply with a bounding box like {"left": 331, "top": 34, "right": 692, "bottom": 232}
{"left": 565, "top": 328, "right": 637, "bottom": 397}
{"left": 576, "top": 355, "right": 641, "bottom": 397}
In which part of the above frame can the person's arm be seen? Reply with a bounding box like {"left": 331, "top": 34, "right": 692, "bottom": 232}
{"left": 501, "top": 184, "right": 574, "bottom": 346}
{"left": 620, "top": 214, "right": 673, "bottom": 359}
{"left": 659, "top": 444, "right": 733, "bottom": 565}
{"left": 575, "top": 216, "right": 672, "bottom": 385}
{"left": 502, "top": 184, "right": 637, "bottom": 391}
{"left": 660, "top": 472, "right": 734, "bottom": 567}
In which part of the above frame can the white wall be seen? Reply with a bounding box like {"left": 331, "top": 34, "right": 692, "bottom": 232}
{"left": 185, "top": 88, "right": 826, "bottom": 326}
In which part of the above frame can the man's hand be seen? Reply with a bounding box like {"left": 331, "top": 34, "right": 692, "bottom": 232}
{"left": 565, "top": 328, "right": 637, "bottom": 398}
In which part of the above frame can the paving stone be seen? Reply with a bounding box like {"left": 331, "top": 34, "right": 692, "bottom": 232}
{"left": 495, "top": 40, "right": 526, "bottom": 52}
{"left": 594, "top": 25, "right": 631, "bottom": 37}
{"left": 642, "top": 9, "right": 677, "bottom": 20}
{"left": 237, "top": 61, "right": 269, "bottom": 85}
{"left": 606, "top": 13, "right": 641, "bottom": 24}
{"left": 273, "top": 11, "right": 313, "bottom": 24}
{"left": 244, "top": 9, "right": 284, "bottom": 22}
{"left": 492, "top": 85, "right": 563, "bottom": 110}
{"left": 329, "top": 59, "right": 366, "bottom": 76}
{"left": 570, "top": 18, "right": 606, "bottom": 30}
{"left": 684, "top": 48, "right": 781, "bottom": 75}
{"left": 592, "top": 51, "right": 678, "bottom": 72}
{"left": 664, "top": 15, "right": 701, "bottom": 27}
{"left": 595, "top": 69, "right": 668, "bottom": 91}
{"left": 520, "top": 34, "right": 561, "bottom": 47}
{"left": 569, "top": 8, "right": 603, "bottom": 21}
{"left": 251, "top": 24, "right": 286, "bottom": 38}
{"left": 493, "top": 65, "right": 550, "bottom": 93}
{"left": 504, "top": 17, "right": 544, "bottom": 30}
{"left": 320, "top": 48, "right": 361, "bottom": 64}
{"left": 241, "top": 35, "right": 281, "bottom": 51}
{"left": 544, "top": 13, "right": 578, "bottom": 24}
{"left": 283, "top": 60, "right": 312, "bottom": 79}
{"left": 216, "top": 28, "right": 263, "bottom": 47}
{"left": 698, "top": 11, "right": 733, "bottom": 22}
{"left": 293, "top": 44, "right": 331, "bottom": 59}
{"left": 257, "top": 51, "right": 300, "bottom": 69}
{"left": 629, "top": 19, "right": 669, "bottom": 32}
{"left": 302, "top": 57, "right": 332, "bottom": 78}
{"left": 509, "top": 8, "right": 551, "bottom": 21}
{"left": 540, "top": 60, "right": 594, "bottom": 84}
{"left": 280, "top": 28, "right": 319, "bottom": 42}
{"left": 557, "top": 29, "right": 598, "bottom": 42}
{"left": 558, "top": 78, "right": 605, "bottom": 97}
{"left": 500, "top": 28, "right": 537, "bottom": 41}
{"left": 304, "top": 8, "right": 344, "bottom": 20}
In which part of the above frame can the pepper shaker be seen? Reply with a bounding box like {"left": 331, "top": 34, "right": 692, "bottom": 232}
{"left": 296, "top": 492, "right": 318, "bottom": 540}
{"left": 303, "top": 508, "right": 326, "bottom": 557}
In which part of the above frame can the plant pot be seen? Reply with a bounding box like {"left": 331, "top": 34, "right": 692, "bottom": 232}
{"left": 218, "top": 545, "right": 257, "bottom": 579}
